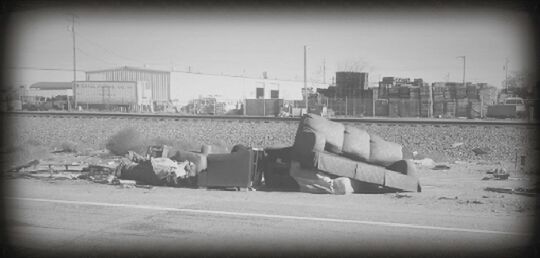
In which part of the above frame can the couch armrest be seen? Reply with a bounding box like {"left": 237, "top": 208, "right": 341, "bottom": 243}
{"left": 292, "top": 130, "right": 326, "bottom": 168}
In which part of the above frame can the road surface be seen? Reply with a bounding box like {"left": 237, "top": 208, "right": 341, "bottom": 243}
{"left": 2, "top": 178, "right": 536, "bottom": 257}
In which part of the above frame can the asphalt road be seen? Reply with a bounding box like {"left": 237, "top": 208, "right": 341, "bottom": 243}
{"left": 3, "top": 178, "right": 536, "bottom": 257}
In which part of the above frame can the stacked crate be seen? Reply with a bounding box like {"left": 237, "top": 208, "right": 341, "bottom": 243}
{"left": 388, "top": 87, "right": 400, "bottom": 98}
{"left": 419, "top": 86, "right": 431, "bottom": 117}
{"left": 398, "top": 87, "right": 410, "bottom": 98}
{"left": 402, "top": 98, "right": 419, "bottom": 117}
{"left": 432, "top": 86, "right": 445, "bottom": 117}
{"left": 388, "top": 98, "right": 400, "bottom": 117}
{"left": 456, "top": 98, "right": 469, "bottom": 117}
{"left": 456, "top": 86, "right": 467, "bottom": 99}
{"left": 466, "top": 85, "right": 478, "bottom": 101}
{"left": 375, "top": 99, "right": 389, "bottom": 116}
{"left": 468, "top": 99, "right": 482, "bottom": 118}
{"left": 444, "top": 100, "right": 456, "bottom": 117}
{"left": 409, "top": 87, "right": 420, "bottom": 117}
{"left": 378, "top": 84, "right": 389, "bottom": 99}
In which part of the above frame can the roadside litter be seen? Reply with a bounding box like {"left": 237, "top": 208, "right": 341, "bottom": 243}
{"left": 5, "top": 114, "right": 426, "bottom": 195}
{"left": 484, "top": 187, "right": 536, "bottom": 197}
{"left": 482, "top": 168, "right": 509, "bottom": 180}
{"left": 432, "top": 164, "right": 451, "bottom": 170}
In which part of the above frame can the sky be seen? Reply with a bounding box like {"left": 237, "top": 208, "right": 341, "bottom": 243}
{"left": 3, "top": 5, "right": 535, "bottom": 88}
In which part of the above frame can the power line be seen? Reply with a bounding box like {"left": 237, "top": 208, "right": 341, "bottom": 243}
{"left": 6, "top": 66, "right": 86, "bottom": 72}
{"left": 74, "top": 31, "right": 145, "bottom": 65}
{"left": 76, "top": 47, "right": 118, "bottom": 66}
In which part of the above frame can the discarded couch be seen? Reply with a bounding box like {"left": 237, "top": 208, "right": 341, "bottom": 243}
{"left": 170, "top": 144, "right": 262, "bottom": 189}
{"left": 289, "top": 113, "right": 421, "bottom": 194}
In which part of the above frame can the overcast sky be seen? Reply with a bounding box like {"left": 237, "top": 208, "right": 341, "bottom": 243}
{"left": 4, "top": 5, "right": 534, "bottom": 87}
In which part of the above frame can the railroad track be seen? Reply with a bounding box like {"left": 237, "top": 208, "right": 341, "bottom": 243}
{"left": 5, "top": 111, "right": 539, "bottom": 127}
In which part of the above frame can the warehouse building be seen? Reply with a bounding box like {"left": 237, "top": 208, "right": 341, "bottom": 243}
{"left": 86, "top": 66, "right": 170, "bottom": 105}
{"left": 28, "top": 82, "right": 73, "bottom": 98}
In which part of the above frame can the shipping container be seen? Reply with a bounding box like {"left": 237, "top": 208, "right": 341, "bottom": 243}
{"left": 75, "top": 81, "right": 151, "bottom": 106}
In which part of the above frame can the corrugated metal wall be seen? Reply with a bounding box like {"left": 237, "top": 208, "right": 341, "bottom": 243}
{"left": 86, "top": 68, "right": 170, "bottom": 102}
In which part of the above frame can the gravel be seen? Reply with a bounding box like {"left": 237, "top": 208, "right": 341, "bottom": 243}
{"left": 7, "top": 116, "right": 537, "bottom": 163}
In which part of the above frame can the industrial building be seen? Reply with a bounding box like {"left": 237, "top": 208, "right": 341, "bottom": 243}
{"left": 28, "top": 82, "right": 73, "bottom": 98}
{"left": 74, "top": 81, "right": 152, "bottom": 111}
{"left": 86, "top": 66, "right": 170, "bottom": 105}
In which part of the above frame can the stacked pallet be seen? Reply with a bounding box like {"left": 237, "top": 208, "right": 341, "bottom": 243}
{"left": 374, "top": 99, "right": 389, "bottom": 116}
{"left": 466, "top": 85, "right": 478, "bottom": 100}
{"left": 378, "top": 84, "right": 388, "bottom": 99}
{"left": 444, "top": 87, "right": 456, "bottom": 99}
{"left": 404, "top": 98, "right": 420, "bottom": 117}
{"left": 409, "top": 87, "right": 420, "bottom": 99}
{"left": 433, "top": 86, "right": 445, "bottom": 101}
{"left": 420, "top": 99, "right": 430, "bottom": 117}
{"left": 388, "top": 87, "right": 400, "bottom": 98}
{"left": 388, "top": 98, "right": 400, "bottom": 117}
{"left": 399, "top": 87, "right": 410, "bottom": 98}
{"left": 444, "top": 100, "right": 456, "bottom": 117}
{"left": 468, "top": 99, "right": 482, "bottom": 118}
{"left": 456, "top": 86, "right": 467, "bottom": 99}
{"left": 456, "top": 98, "right": 469, "bottom": 117}
{"left": 433, "top": 100, "right": 445, "bottom": 117}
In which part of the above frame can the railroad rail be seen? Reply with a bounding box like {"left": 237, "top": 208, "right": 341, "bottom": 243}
{"left": 5, "top": 111, "right": 539, "bottom": 127}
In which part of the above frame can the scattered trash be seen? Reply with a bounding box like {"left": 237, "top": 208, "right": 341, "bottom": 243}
{"left": 484, "top": 187, "right": 536, "bottom": 197}
{"left": 393, "top": 193, "right": 412, "bottom": 199}
{"left": 134, "top": 184, "right": 154, "bottom": 189}
{"left": 413, "top": 158, "right": 435, "bottom": 168}
{"left": 483, "top": 168, "right": 509, "bottom": 180}
{"left": 432, "top": 164, "right": 451, "bottom": 170}
{"left": 472, "top": 147, "right": 491, "bottom": 155}
{"left": 458, "top": 200, "right": 483, "bottom": 204}
{"left": 451, "top": 142, "right": 464, "bottom": 148}
{"left": 438, "top": 196, "right": 458, "bottom": 200}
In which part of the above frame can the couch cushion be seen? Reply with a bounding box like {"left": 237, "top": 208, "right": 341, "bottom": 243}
{"left": 368, "top": 133, "right": 403, "bottom": 167}
{"left": 300, "top": 114, "right": 345, "bottom": 153}
{"left": 315, "top": 151, "right": 387, "bottom": 185}
{"left": 342, "top": 125, "right": 370, "bottom": 162}
{"left": 314, "top": 151, "right": 419, "bottom": 192}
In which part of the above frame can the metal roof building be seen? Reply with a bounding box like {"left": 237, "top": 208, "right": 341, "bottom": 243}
{"left": 86, "top": 66, "right": 170, "bottom": 103}
{"left": 29, "top": 82, "right": 73, "bottom": 90}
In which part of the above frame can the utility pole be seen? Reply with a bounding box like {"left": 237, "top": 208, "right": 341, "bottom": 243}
{"left": 323, "top": 58, "right": 326, "bottom": 84}
{"left": 72, "top": 15, "right": 77, "bottom": 111}
{"left": 457, "top": 56, "right": 466, "bottom": 87}
{"left": 304, "top": 45, "right": 308, "bottom": 113}
{"left": 504, "top": 58, "right": 510, "bottom": 94}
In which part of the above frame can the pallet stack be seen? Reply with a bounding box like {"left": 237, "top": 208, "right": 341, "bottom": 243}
{"left": 378, "top": 84, "right": 389, "bottom": 99}
{"left": 388, "top": 87, "right": 400, "bottom": 99}
{"left": 468, "top": 99, "right": 482, "bottom": 118}
{"left": 432, "top": 86, "right": 445, "bottom": 117}
{"left": 374, "top": 99, "right": 389, "bottom": 116}
{"left": 466, "top": 85, "right": 478, "bottom": 100}
{"left": 419, "top": 86, "right": 431, "bottom": 117}
{"left": 444, "top": 100, "right": 456, "bottom": 117}
{"left": 456, "top": 98, "right": 469, "bottom": 117}
{"left": 388, "top": 98, "right": 400, "bottom": 117}
{"left": 456, "top": 86, "right": 467, "bottom": 99}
